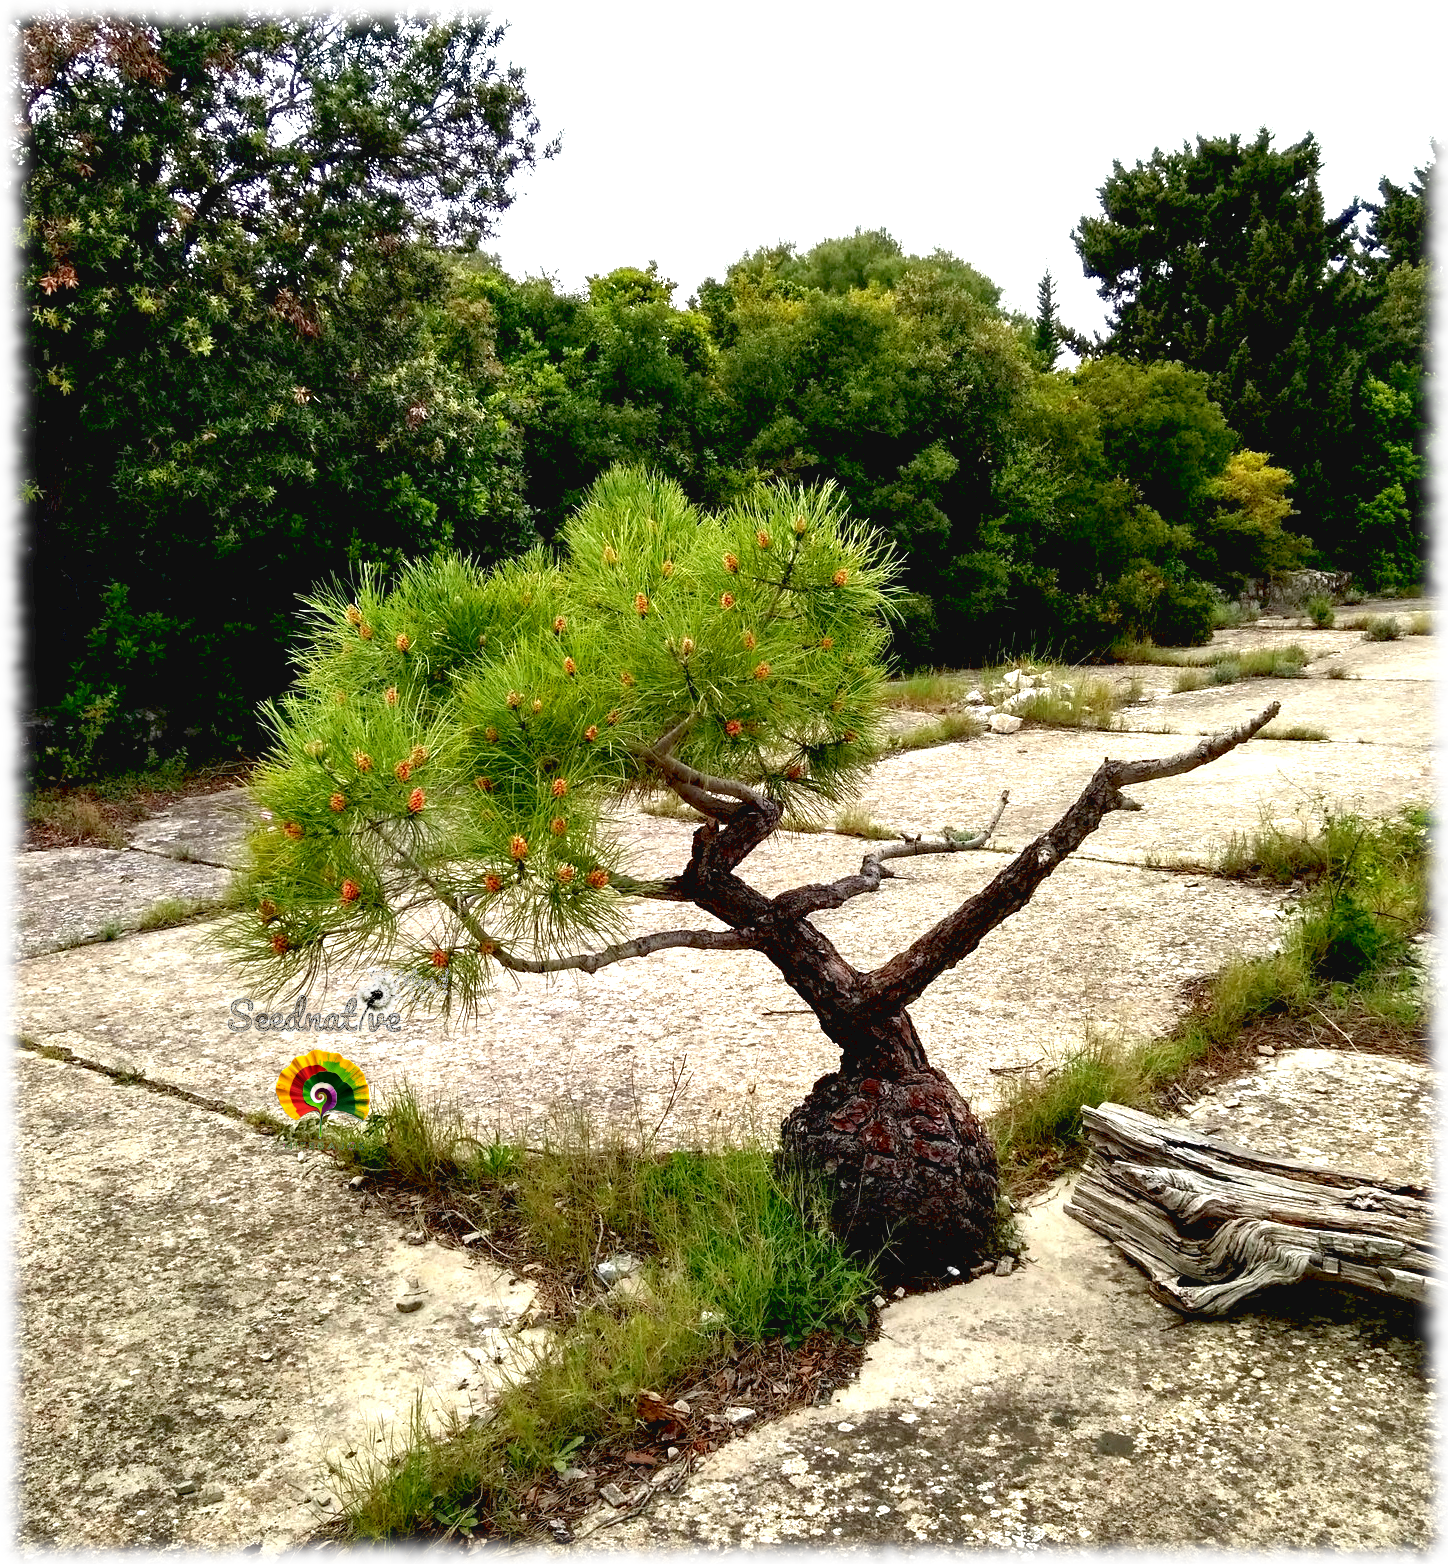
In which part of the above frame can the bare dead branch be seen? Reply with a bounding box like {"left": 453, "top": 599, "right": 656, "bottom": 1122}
{"left": 771, "top": 791, "right": 1010, "bottom": 921}
{"left": 856, "top": 704, "right": 1279, "bottom": 1017}
{"left": 491, "top": 926, "right": 752, "bottom": 975}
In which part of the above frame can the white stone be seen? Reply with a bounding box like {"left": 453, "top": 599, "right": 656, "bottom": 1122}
{"left": 989, "top": 713, "right": 1024, "bottom": 734}
{"left": 965, "top": 689, "right": 984, "bottom": 704}
{"left": 1002, "top": 670, "right": 1021, "bottom": 689}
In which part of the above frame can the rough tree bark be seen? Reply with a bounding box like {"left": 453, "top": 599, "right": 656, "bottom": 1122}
{"left": 458, "top": 702, "right": 1281, "bottom": 1276}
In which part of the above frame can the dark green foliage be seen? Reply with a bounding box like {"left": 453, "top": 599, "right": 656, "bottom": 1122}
{"left": 1073, "top": 129, "right": 1431, "bottom": 589}
{"left": 1032, "top": 270, "right": 1061, "bottom": 369}
{"left": 22, "top": 15, "right": 549, "bottom": 775}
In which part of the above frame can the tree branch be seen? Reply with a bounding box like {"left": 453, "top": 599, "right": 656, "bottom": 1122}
{"left": 856, "top": 704, "right": 1279, "bottom": 1017}
{"left": 489, "top": 926, "right": 752, "bottom": 976}
{"left": 642, "top": 744, "right": 765, "bottom": 815}
{"left": 771, "top": 792, "right": 1011, "bottom": 921}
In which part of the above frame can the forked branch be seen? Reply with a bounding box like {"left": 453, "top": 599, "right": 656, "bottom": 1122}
{"left": 856, "top": 703, "right": 1280, "bottom": 1017}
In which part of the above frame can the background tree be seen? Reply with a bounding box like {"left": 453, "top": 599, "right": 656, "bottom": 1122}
{"left": 1032, "top": 270, "right": 1061, "bottom": 369}
{"left": 1073, "top": 129, "right": 1433, "bottom": 587}
{"left": 21, "top": 14, "right": 551, "bottom": 775}
{"left": 216, "top": 467, "right": 1277, "bottom": 1274}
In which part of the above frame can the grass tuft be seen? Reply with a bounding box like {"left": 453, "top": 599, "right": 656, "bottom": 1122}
{"left": 1303, "top": 595, "right": 1336, "bottom": 629}
{"left": 26, "top": 792, "right": 128, "bottom": 849}
{"left": 1255, "top": 724, "right": 1328, "bottom": 742}
{"left": 833, "top": 806, "right": 896, "bottom": 840}
{"left": 884, "top": 711, "right": 982, "bottom": 752}
{"left": 1362, "top": 615, "right": 1401, "bottom": 642}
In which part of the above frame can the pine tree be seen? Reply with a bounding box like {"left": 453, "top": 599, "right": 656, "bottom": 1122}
{"left": 1032, "top": 271, "right": 1061, "bottom": 368}
{"left": 215, "top": 467, "right": 1279, "bottom": 1275}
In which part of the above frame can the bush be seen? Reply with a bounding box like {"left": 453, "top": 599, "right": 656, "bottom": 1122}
{"left": 1304, "top": 595, "right": 1336, "bottom": 628}
{"left": 1363, "top": 615, "right": 1401, "bottom": 641}
{"left": 1151, "top": 576, "right": 1218, "bottom": 646}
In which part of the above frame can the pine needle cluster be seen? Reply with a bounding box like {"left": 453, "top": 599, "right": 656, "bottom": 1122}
{"left": 212, "top": 468, "right": 900, "bottom": 1017}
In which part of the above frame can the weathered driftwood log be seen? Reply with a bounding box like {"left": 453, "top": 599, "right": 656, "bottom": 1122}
{"left": 1064, "top": 1103, "right": 1434, "bottom": 1315}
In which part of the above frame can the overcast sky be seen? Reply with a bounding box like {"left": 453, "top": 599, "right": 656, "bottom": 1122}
{"left": 482, "top": 0, "right": 1442, "bottom": 337}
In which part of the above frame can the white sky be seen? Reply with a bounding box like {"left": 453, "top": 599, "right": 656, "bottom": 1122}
{"left": 482, "top": 0, "right": 1443, "bottom": 336}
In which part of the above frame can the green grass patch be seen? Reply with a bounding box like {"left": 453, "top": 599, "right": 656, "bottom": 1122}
{"left": 884, "top": 711, "right": 982, "bottom": 752}
{"left": 1012, "top": 674, "right": 1134, "bottom": 729}
{"left": 1406, "top": 613, "right": 1431, "bottom": 636}
{"left": 833, "top": 806, "right": 896, "bottom": 840}
{"left": 881, "top": 671, "right": 972, "bottom": 710}
{"left": 989, "top": 805, "right": 1428, "bottom": 1197}
{"left": 1255, "top": 724, "right": 1328, "bottom": 742}
{"left": 1210, "top": 601, "right": 1261, "bottom": 629}
{"left": 320, "top": 1095, "right": 878, "bottom": 1541}
{"left": 639, "top": 792, "right": 707, "bottom": 822}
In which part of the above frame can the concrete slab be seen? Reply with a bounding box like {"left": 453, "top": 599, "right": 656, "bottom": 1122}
{"left": 12, "top": 835, "right": 1289, "bottom": 1138}
{"left": 12, "top": 846, "right": 234, "bottom": 959}
{"left": 583, "top": 1047, "right": 1434, "bottom": 1551}
{"left": 126, "top": 786, "right": 262, "bottom": 868}
{"left": 15, "top": 1048, "right": 542, "bottom": 1552}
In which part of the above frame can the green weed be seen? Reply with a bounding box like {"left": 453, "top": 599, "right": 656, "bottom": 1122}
{"left": 1255, "top": 724, "right": 1328, "bottom": 741}
{"left": 1406, "top": 613, "right": 1431, "bottom": 636}
{"left": 25, "top": 792, "right": 128, "bottom": 849}
{"left": 884, "top": 711, "right": 981, "bottom": 752}
{"left": 1304, "top": 595, "right": 1336, "bottom": 629}
{"left": 1363, "top": 615, "right": 1401, "bottom": 642}
{"left": 833, "top": 806, "right": 896, "bottom": 840}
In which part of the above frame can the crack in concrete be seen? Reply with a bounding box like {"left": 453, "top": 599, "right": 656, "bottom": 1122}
{"left": 15, "top": 1035, "right": 276, "bottom": 1132}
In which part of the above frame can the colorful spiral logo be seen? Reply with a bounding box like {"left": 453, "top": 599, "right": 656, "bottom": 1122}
{"left": 275, "top": 1050, "right": 370, "bottom": 1120}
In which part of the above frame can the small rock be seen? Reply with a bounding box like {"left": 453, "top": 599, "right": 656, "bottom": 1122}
{"left": 892, "top": 1286, "right": 906, "bottom": 1298}
{"left": 312, "top": 1491, "right": 334, "bottom": 1509}
{"left": 965, "top": 689, "right": 984, "bottom": 704}
{"left": 461, "top": 1231, "right": 487, "bottom": 1246}
{"left": 1256, "top": 1045, "right": 1275, "bottom": 1056}
{"left": 174, "top": 1480, "right": 199, "bottom": 1498}
{"left": 404, "top": 1230, "right": 426, "bottom": 1246}
{"left": 599, "top": 1482, "right": 631, "bottom": 1509}
{"left": 873, "top": 1294, "right": 887, "bottom": 1307}
{"left": 994, "top": 1256, "right": 1015, "bottom": 1277}
{"left": 651, "top": 1467, "right": 672, "bottom": 1486}
{"left": 988, "top": 713, "right": 1024, "bottom": 734}
{"left": 596, "top": 1253, "right": 642, "bottom": 1287}
{"left": 198, "top": 1484, "right": 224, "bottom": 1507}
{"left": 396, "top": 1295, "right": 425, "bottom": 1313}
{"left": 558, "top": 1467, "right": 590, "bottom": 1484}
{"left": 666, "top": 1446, "right": 680, "bottom": 1460}
{"left": 348, "top": 1175, "right": 365, "bottom": 1190}
{"left": 1002, "top": 669, "right": 1021, "bottom": 689}
{"left": 672, "top": 1400, "right": 690, "bottom": 1416}
{"left": 725, "top": 1406, "right": 756, "bottom": 1424}
{"left": 270, "top": 1429, "right": 290, "bottom": 1444}
{"left": 945, "top": 1266, "right": 960, "bottom": 1277}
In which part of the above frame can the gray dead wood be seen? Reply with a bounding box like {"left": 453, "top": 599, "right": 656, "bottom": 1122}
{"left": 1063, "top": 1103, "right": 1434, "bottom": 1315}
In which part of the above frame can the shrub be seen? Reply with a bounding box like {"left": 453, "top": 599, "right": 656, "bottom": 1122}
{"left": 1363, "top": 616, "right": 1401, "bottom": 641}
{"left": 1304, "top": 595, "right": 1336, "bottom": 629}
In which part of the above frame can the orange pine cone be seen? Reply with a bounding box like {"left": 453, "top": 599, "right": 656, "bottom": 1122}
{"left": 330, "top": 793, "right": 346, "bottom": 812}
{"left": 410, "top": 745, "right": 428, "bottom": 765}
{"left": 619, "top": 671, "right": 635, "bottom": 687}
{"left": 340, "top": 879, "right": 360, "bottom": 903}
{"left": 431, "top": 948, "right": 449, "bottom": 969}
{"left": 283, "top": 822, "right": 304, "bottom": 840}
{"left": 741, "top": 630, "right": 757, "bottom": 650}
{"left": 509, "top": 835, "right": 528, "bottom": 860}
{"left": 720, "top": 592, "right": 735, "bottom": 609}
{"left": 407, "top": 787, "right": 425, "bottom": 813}
{"left": 723, "top": 553, "right": 739, "bottom": 573}
{"left": 819, "top": 635, "right": 834, "bottom": 649}
{"left": 753, "top": 662, "right": 770, "bottom": 681}
{"left": 394, "top": 760, "right": 412, "bottom": 781}
{"left": 384, "top": 686, "right": 398, "bottom": 706}
{"left": 832, "top": 569, "right": 849, "bottom": 587}
{"left": 550, "top": 817, "right": 567, "bottom": 836}
{"left": 475, "top": 776, "right": 494, "bottom": 793}
{"left": 563, "top": 657, "right": 577, "bottom": 675}
{"left": 553, "top": 615, "right": 567, "bottom": 634}
{"left": 634, "top": 593, "right": 649, "bottom": 616}
{"left": 551, "top": 778, "right": 569, "bottom": 798}
{"left": 353, "top": 750, "right": 373, "bottom": 771}
{"left": 484, "top": 726, "right": 498, "bottom": 742}
{"left": 556, "top": 864, "right": 576, "bottom": 885}
{"left": 506, "top": 690, "right": 521, "bottom": 708}
{"left": 359, "top": 623, "right": 374, "bottom": 640}
{"left": 271, "top": 933, "right": 289, "bottom": 955}
{"left": 484, "top": 872, "right": 503, "bottom": 893}
{"left": 258, "top": 899, "right": 278, "bottom": 923}
{"left": 661, "top": 559, "right": 674, "bottom": 577}
{"left": 725, "top": 719, "right": 742, "bottom": 737}
{"left": 395, "top": 633, "right": 411, "bottom": 652}
{"left": 345, "top": 604, "right": 363, "bottom": 625}
{"left": 756, "top": 530, "right": 771, "bottom": 549}
{"left": 586, "top": 868, "right": 609, "bottom": 889}
{"left": 584, "top": 724, "right": 599, "bottom": 743}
